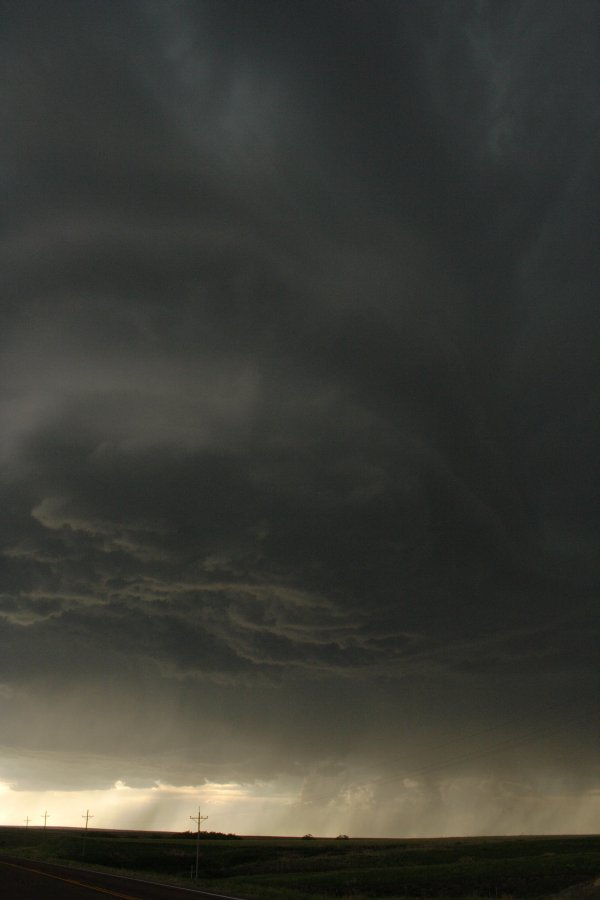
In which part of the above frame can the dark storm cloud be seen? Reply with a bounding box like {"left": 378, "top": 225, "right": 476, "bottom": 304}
{"left": 1, "top": 0, "right": 599, "bottom": 811}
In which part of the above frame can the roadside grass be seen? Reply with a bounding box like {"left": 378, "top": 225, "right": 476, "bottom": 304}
{"left": 1, "top": 827, "right": 599, "bottom": 898}
{"left": 213, "top": 852, "right": 600, "bottom": 898}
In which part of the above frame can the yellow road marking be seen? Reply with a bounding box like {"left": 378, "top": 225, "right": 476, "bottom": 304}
{"left": 0, "top": 859, "right": 141, "bottom": 898}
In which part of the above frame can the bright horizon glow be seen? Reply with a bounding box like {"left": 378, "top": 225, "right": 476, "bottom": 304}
{"left": 0, "top": 778, "right": 295, "bottom": 835}
{"left": 1, "top": 778, "right": 599, "bottom": 838}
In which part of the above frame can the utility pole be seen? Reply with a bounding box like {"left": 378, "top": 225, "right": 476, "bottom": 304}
{"left": 24, "top": 816, "right": 31, "bottom": 828}
{"left": 82, "top": 809, "right": 94, "bottom": 858}
{"left": 41, "top": 811, "right": 50, "bottom": 831}
{"left": 189, "top": 806, "right": 208, "bottom": 879}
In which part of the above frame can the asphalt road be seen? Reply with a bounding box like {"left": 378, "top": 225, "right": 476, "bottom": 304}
{"left": 0, "top": 857, "right": 248, "bottom": 899}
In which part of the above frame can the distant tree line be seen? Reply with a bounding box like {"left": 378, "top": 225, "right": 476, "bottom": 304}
{"left": 180, "top": 830, "right": 241, "bottom": 840}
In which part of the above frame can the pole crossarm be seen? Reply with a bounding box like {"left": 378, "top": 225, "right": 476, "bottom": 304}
{"left": 189, "top": 807, "right": 208, "bottom": 830}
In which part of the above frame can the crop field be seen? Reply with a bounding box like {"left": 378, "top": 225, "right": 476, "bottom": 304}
{"left": 1, "top": 826, "right": 599, "bottom": 898}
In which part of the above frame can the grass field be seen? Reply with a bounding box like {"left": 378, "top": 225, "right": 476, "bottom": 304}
{"left": 1, "top": 826, "right": 599, "bottom": 898}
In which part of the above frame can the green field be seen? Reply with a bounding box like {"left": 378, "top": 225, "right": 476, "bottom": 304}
{"left": 1, "top": 827, "right": 599, "bottom": 898}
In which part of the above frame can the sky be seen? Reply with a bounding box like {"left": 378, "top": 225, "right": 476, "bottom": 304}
{"left": 1, "top": 0, "right": 599, "bottom": 837}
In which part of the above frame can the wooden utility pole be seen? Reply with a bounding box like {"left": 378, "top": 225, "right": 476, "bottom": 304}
{"left": 82, "top": 809, "right": 94, "bottom": 858}
{"left": 189, "top": 806, "right": 208, "bottom": 878}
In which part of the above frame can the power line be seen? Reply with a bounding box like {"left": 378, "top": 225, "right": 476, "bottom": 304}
{"left": 308, "top": 703, "right": 597, "bottom": 808}
{"left": 370, "top": 707, "right": 593, "bottom": 790}
{"left": 374, "top": 695, "right": 592, "bottom": 775}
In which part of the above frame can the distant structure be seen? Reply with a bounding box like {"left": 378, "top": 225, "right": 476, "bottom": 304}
{"left": 189, "top": 806, "right": 208, "bottom": 879}
{"left": 82, "top": 809, "right": 94, "bottom": 857}
{"left": 41, "top": 811, "right": 50, "bottom": 830}
{"left": 24, "top": 816, "right": 31, "bottom": 828}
